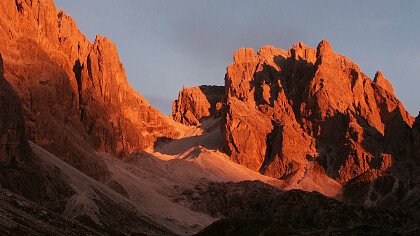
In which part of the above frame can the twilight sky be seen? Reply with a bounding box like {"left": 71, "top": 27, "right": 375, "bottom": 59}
{"left": 54, "top": 0, "right": 419, "bottom": 116}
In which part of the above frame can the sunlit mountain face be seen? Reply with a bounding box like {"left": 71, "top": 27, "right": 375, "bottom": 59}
{"left": 0, "top": 0, "right": 418, "bottom": 235}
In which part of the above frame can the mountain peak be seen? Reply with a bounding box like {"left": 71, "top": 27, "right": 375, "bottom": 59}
{"left": 0, "top": 0, "right": 178, "bottom": 180}
{"left": 289, "top": 41, "right": 317, "bottom": 63}
{"left": 233, "top": 48, "right": 257, "bottom": 63}
{"left": 222, "top": 40, "right": 414, "bottom": 186}
{"left": 316, "top": 39, "right": 333, "bottom": 58}
{"left": 374, "top": 70, "right": 396, "bottom": 96}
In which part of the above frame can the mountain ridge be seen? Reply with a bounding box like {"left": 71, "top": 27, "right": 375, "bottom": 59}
{"left": 0, "top": 0, "right": 419, "bottom": 234}
{"left": 0, "top": 0, "right": 179, "bottom": 180}
{"left": 173, "top": 39, "right": 419, "bottom": 215}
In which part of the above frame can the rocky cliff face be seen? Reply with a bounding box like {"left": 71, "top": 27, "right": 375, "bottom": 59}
{"left": 0, "top": 52, "right": 42, "bottom": 198}
{"left": 0, "top": 0, "right": 178, "bottom": 180}
{"left": 0, "top": 53, "right": 31, "bottom": 167}
{"left": 172, "top": 85, "right": 224, "bottom": 125}
{"left": 75, "top": 35, "right": 179, "bottom": 156}
{"left": 221, "top": 40, "right": 414, "bottom": 185}
{"left": 0, "top": 53, "right": 62, "bottom": 203}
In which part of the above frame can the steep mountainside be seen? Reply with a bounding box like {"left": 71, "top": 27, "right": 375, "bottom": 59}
{"left": 172, "top": 85, "right": 224, "bottom": 126}
{"left": 0, "top": 0, "right": 178, "bottom": 180}
{"left": 0, "top": 52, "right": 57, "bottom": 202}
{"left": 1, "top": 0, "right": 419, "bottom": 235}
{"left": 1, "top": 51, "right": 178, "bottom": 234}
{"left": 172, "top": 41, "right": 419, "bottom": 214}
{"left": 0, "top": 53, "right": 30, "bottom": 168}
{"left": 0, "top": 52, "right": 38, "bottom": 197}
{"left": 0, "top": 187, "right": 100, "bottom": 236}
{"left": 221, "top": 41, "right": 414, "bottom": 185}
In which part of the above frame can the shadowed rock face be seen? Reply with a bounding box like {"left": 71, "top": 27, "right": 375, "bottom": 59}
{"left": 0, "top": 53, "right": 71, "bottom": 205}
{"left": 0, "top": 53, "right": 30, "bottom": 167}
{"left": 221, "top": 40, "right": 414, "bottom": 185}
{"left": 0, "top": 0, "right": 178, "bottom": 180}
{"left": 172, "top": 85, "right": 225, "bottom": 126}
{"left": 341, "top": 112, "right": 420, "bottom": 224}
{"left": 0, "top": 52, "right": 37, "bottom": 195}
{"left": 413, "top": 114, "right": 420, "bottom": 162}
{"left": 0, "top": 52, "right": 35, "bottom": 195}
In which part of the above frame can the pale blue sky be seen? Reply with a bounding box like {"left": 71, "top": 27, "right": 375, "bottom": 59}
{"left": 54, "top": 0, "right": 419, "bottom": 116}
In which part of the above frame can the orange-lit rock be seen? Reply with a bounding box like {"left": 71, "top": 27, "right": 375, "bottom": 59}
{"left": 172, "top": 85, "right": 224, "bottom": 125}
{"left": 222, "top": 40, "right": 414, "bottom": 185}
{"left": 373, "top": 71, "right": 396, "bottom": 97}
{"left": 77, "top": 35, "right": 179, "bottom": 157}
{"left": 222, "top": 42, "right": 317, "bottom": 180}
{"left": 0, "top": 0, "right": 178, "bottom": 180}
